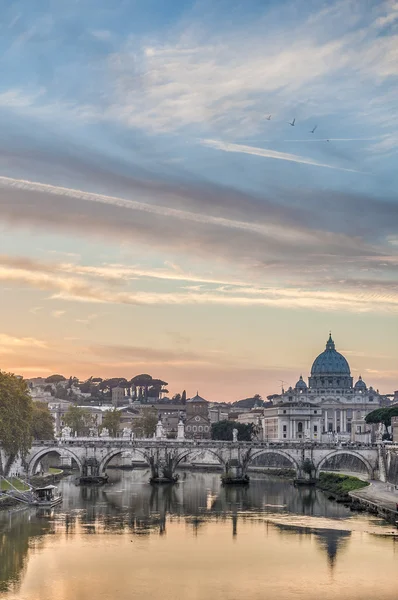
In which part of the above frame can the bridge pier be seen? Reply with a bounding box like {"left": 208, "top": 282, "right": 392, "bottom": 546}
{"left": 149, "top": 448, "right": 179, "bottom": 484}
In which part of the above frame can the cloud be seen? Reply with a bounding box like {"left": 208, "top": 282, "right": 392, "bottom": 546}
{"left": 201, "top": 139, "right": 362, "bottom": 173}
{"left": 0, "top": 333, "right": 48, "bottom": 351}
{"left": 1, "top": 254, "right": 398, "bottom": 314}
{"left": 51, "top": 310, "right": 65, "bottom": 318}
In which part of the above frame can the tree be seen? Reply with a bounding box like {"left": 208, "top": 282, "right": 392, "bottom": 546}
{"left": 64, "top": 405, "right": 91, "bottom": 436}
{"left": 102, "top": 408, "right": 121, "bottom": 437}
{"left": 133, "top": 409, "right": 158, "bottom": 438}
{"left": 0, "top": 371, "right": 33, "bottom": 476}
{"left": 365, "top": 406, "right": 398, "bottom": 433}
{"left": 181, "top": 390, "right": 187, "bottom": 403}
{"left": 211, "top": 420, "right": 255, "bottom": 441}
{"left": 44, "top": 374, "right": 66, "bottom": 384}
{"left": 172, "top": 393, "right": 181, "bottom": 403}
{"left": 31, "top": 403, "right": 54, "bottom": 440}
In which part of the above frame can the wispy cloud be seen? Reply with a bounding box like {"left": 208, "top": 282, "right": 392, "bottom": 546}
{"left": 0, "top": 333, "right": 48, "bottom": 351}
{"left": 201, "top": 139, "right": 362, "bottom": 173}
{"left": 1, "top": 254, "right": 398, "bottom": 314}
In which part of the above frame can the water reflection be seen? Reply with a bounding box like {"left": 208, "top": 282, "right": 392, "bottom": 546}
{"left": 0, "top": 470, "right": 396, "bottom": 600}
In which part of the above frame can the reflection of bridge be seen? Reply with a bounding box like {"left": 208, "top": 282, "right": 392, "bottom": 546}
{"left": 27, "top": 439, "right": 383, "bottom": 482}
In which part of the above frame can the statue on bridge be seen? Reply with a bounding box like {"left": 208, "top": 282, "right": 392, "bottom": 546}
{"left": 61, "top": 426, "right": 72, "bottom": 439}
{"left": 122, "top": 427, "right": 133, "bottom": 439}
{"left": 177, "top": 419, "right": 185, "bottom": 440}
{"left": 232, "top": 428, "right": 238, "bottom": 443}
{"left": 100, "top": 427, "right": 109, "bottom": 438}
{"left": 156, "top": 418, "right": 165, "bottom": 440}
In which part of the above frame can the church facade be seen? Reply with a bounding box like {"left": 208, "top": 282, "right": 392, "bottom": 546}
{"left": 262, "top": 335, "right": 381, "bottom": 443}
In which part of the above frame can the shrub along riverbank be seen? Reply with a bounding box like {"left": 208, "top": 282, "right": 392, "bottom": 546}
{"left": 316, "top": 472, "right": 369, "bottom": 503}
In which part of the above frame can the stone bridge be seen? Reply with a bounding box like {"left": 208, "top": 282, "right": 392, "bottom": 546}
{"left": 26, "top": 439, "right": 385, "bottom": 482}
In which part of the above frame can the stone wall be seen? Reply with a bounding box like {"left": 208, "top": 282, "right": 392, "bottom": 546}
{"left": 387, "top": 449, "right": 398, "bottom": 485}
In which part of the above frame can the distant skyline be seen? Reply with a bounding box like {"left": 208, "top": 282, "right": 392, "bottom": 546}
{"left": 0, "top": 0, "right": 397, "bottom": 400}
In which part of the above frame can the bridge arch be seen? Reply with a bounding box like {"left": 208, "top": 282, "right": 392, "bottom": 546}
{"left": 315, "top": 450, "right": 374, "bottom": 479}
{"left": 28, "top": 447, "right": 83, "bottom": 476}
{"left": 98, "top": 448, "right": 151, "bottom": 474}
{"left": 248, "top": 449, "right": 301, "bottom": 476}
{"left": 174, "top": 448, "right": 225, "bottom": 468}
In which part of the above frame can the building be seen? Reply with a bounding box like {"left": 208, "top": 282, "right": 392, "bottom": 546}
{"left": 262, "top": 334, "right": 382, "bottom": 443}
{"left": 392, "top": 416, "right": 398, "bottom": 443}
{"left": 209, "top": 407, "right": 229, "bottom": 424}
{"left": 112, "top": 386, "right": 126, "bottom": 407}
{"left": 185, "top": 393, "right": 211, "bottom": 439}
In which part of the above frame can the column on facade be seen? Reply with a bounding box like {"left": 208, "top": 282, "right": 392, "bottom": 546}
{"left": 324, "top": 410, "right": 327, "bottom": 433}
{"left": 334, "top": 410, "right": 337, "bottom": 433}
{"left": 341, "top": 410, "right": 346, "bottom": 432}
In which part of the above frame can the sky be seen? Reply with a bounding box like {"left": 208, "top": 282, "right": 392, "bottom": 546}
{"left": 0, "top": 0, "right": 397, "bottom": 401}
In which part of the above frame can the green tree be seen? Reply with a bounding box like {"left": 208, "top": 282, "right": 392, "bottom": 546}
{"left": 365, "top": 406, "right": 398, "bottom": 433}
{"left": 102, "top": 408, "right": 121, "bottom": 437}
{"left": 44, "top": 374, "right": 66, "bottom": 384}
{"left": 181, "top": 390, "right": 187, "bottom": 403}
{"left": 172, "top": 393, "right": 182, "bottom": 403}
{"left": 211, "top": 420, "right": 255, "bottom": 441}
{"left": 31, "top": 403, "right": 54, "bottom": 440}
{"left": 0, "top": 371, "right": 33, "bottom": 476}
{"left": 133, "top": 409, "right": 158, "bottom": 438}
{"left": 64, "top": 405, "right": 91, "bottom": 436}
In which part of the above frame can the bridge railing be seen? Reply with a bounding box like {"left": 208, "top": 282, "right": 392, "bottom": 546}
{"left": 31, "top": 438, "right": 381, "bottom": 450}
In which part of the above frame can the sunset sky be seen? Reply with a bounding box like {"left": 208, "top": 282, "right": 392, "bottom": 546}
{"left": 0, "top": 0, "right": 397, "bottom": 401}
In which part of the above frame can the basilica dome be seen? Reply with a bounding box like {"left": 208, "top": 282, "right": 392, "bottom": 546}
{"left": 295, "top": 375, "right": 308, "bottom": 391}
{"left": 311, "top": 334, "right": 350, "bottom": 376}
{"left": 354, "top": 376, "right": 367, "bottom": 391}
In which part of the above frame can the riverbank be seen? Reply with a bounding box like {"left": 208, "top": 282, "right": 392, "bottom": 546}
{"left": 316, "top": 472, "right": 369, "bottom": 503}
{"left": 349, "top": 481, "right": 398, "bottom": 525}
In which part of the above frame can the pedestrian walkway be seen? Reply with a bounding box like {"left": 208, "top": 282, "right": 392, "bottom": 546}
{"left": 350, "top": 480, "right": 398, "bottom": 513}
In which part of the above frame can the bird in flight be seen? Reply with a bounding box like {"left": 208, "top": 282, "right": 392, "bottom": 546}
{"left": 310, "top": 125, "right": 317, "bottom": 133}
{"left": 266, "top": 115, "right": 271, "bottom": 120}
{"left": 289, "top": 118, "right": 296, "bottom": 126}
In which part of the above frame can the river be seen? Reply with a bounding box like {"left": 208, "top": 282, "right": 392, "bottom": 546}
{"left": 0, "top": 470, "right": 397, "bottom": 600}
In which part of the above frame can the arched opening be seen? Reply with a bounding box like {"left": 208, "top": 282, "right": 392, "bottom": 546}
{"left": 28, "top": 448, "right": 82, "bottom": 476}
{"left": 316, "top": 451, "right": 373, "bottom": 479}
{"left": 248, "top": 450, "right": 300, "bottom": 476}
{"left": 98, "top": 448, "right": 151, "bottom": 475}
{"left": 175, "top": 448, "right": 225, "bottom": 471}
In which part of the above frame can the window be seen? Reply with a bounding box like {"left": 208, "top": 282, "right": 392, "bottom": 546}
{"left": 193, "top": 426, "right": 197, "bottom": 432}
{"left": 288, "top": 396, "right": 293, "bottom": 401}
{"left": 283, "top": 410, "right": 286, "bottom": 414}
{"left": 204, "top": 426, "right": 209, "bottom": 432}
{"left": 283, "top": 425, "right": 287, "bottom": 432}
{"left": 369, "top": 396, "right": 373, "bottom": 402}
{"left": 297, "top": 422, "right": 303, "bottom": 433}
{"left": 314, "top": 425, "right": 318, "bottom": 433}
{"left": 283, "top": 434, "right": 287, "bottom": 438}
{"left": 198, "top": 426, "right": 203, "bottom": 432}
{"left": 186, "top": 426, "right": 191, "bottom": 432}
{"left": 314, "top": 410, "right": 317, "bottom": 414}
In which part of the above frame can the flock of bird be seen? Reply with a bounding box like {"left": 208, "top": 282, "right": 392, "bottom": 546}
{"left": 266, "top": 115, "right": 330, "bottom": 141}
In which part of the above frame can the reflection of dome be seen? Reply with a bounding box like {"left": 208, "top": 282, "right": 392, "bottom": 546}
{"left": 354, "top": 376, "right": 367, "bottom": 391}
{"left": 295, "top": 375, "right": 308, "bottom": 391}
{"left": 311, "top": 334, "right": 350, "bottom": 376}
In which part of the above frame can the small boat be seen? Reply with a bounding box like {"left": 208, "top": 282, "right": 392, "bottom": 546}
{"left": 33, "top": 485, "right": 62, "bottom": 507}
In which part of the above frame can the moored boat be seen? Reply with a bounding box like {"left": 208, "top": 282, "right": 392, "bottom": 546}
{"left": 33, "top": 485, "right": 62, "bottom": 507}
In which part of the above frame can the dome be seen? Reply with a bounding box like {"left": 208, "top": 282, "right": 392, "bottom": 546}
{"left": 295, "top": 375, "right": 308, "bottom": 390}
{"left": 354, "top": 376, "right": 367, "bottom": 391}
{"left": 311, "top": 334, "right": 350, "bottom": 376}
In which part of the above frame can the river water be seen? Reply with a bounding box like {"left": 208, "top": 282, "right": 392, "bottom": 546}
{"left": 0, "top": 470, "right": 397, "bottom": 600}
